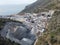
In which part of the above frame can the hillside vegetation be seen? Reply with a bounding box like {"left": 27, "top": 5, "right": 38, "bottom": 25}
{"left": 45, "top": 0, "right": 60, "bottom": 10}
{"left": 0, "top": 35, "right": 20, "bottom": 45}
{"left": 0, "top": 18, "right": 21, "bottom": 45}
{"left": 17, "top": 0, "right": 60, "bottom": 45}
{"left": 18, "top": 0, "right": 53, "bottom": 14}
{"left": 0, "top": 18, "right": 22, "bottom": 30}
{"left": 35, "top": 1, "right": 60, "bottom": 45}
{"left": 18, "top": 0, "right": 60, "bottom": 14}
{"left": 36, "top": 11, "right": 60, "bottom": 45}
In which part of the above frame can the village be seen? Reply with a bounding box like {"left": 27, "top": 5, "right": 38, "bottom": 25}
{"left": 0, "top": 10, "right": 55, "bottom": 45}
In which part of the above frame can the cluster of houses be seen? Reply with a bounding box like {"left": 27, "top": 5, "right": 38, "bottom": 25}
{"left": 0, "top": 10, "right": 55, "bottom": 45}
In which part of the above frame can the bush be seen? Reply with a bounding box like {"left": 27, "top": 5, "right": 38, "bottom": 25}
{"left": 50, "top": 35, "right": 57, "bottom": 44}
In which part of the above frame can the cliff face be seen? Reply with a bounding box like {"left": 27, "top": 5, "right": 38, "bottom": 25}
{"left": 18, "top": 0, "right": 53, "bottom": 14}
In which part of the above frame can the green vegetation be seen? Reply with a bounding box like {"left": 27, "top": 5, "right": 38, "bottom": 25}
{"left": 0, "top": 18, "right": 23, "bottom": 30}
{"left": 45, "top": 0, "right": 60, "bottom": 10}
{"left": 0, "top": 35, "right": 20, "bottom": 45}
{"left": 33, "top": 8, "right": 48, "bottom": 13}
{"left": 0, "top": 18, "right": 12, "bottom": 30}
{"left": 45, "top": 3, "right": 56, "bottom": 10}
{"left": 36, "top": 11, "right": 60, "bottom": 45}
{"left": 35, "top": 1, "right": 60, "bottom": 45}
{"left": 33, "top": 0, "right": 60, "bottom": 13}
{"left": 0, "top": 18, "right": 21, "bottom": 45}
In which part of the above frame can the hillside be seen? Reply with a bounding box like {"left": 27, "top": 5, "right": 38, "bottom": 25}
{"left": 36, "top": 11, "right": 60, "bottom": 45}
{"left": 18, "top": 0, "right": 60, "bottom": 45}
{"left": 45, "top": 0, "right": 60, "bottom": 10}
{"left": 18, "top": 0, "right": 60, "bottom": 14}
{"left": 0, "top": 35, "right": 20, "bottom": 45}
{"left": 18, "top": 0, "right": 52, "bottom": 14}
{"left": 18, "top": 0, "right": 55, "bottom": 14}
{"left": 0, "top": 18, "right": 21, "bottom": 45}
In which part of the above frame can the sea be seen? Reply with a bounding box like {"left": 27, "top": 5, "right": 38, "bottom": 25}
{"left": 0, "top": 4, "right": 27, "bottom": 16}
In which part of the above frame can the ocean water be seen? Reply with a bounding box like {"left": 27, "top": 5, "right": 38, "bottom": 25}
{"left": 0, "top": 4, "right": 27, "bottom": 16}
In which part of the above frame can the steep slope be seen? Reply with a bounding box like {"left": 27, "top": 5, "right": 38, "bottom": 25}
{"left": 36, "top": 10, "right": 60, "bottom": 45}
{"left": 18, "top": 0, "right": 54, "bottom": 14}
{"left": 18, "top": 0, "right": 60, "bottom": 14}
{"left": 0, "top": 18, "right": 22, "bottom": 45}
{"left": 0, "top": 35, "right": 20, "bottom": 45}
{"left": 45, "top": 0, "right": 60, "bottom": 10}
